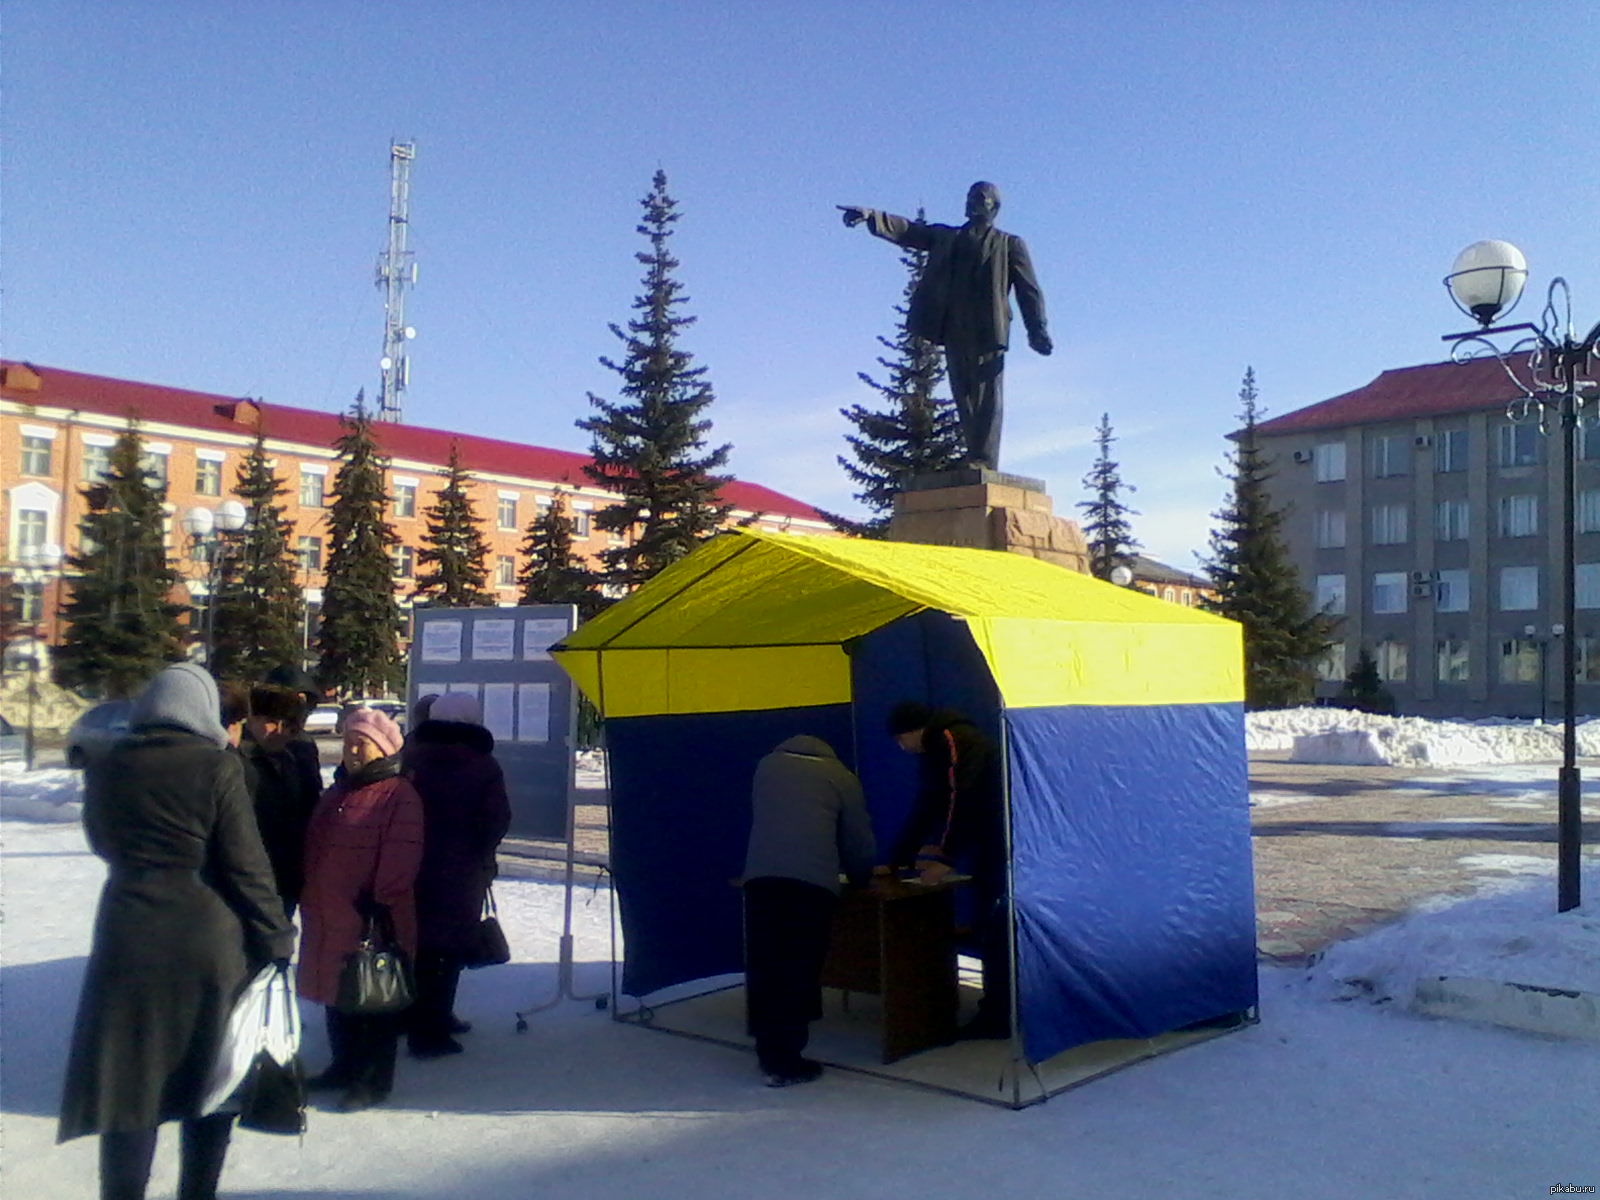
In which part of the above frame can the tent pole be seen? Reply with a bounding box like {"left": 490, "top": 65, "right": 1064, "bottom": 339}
{"left": 999, "top": 701, "right": 1026, "bottom": 1108}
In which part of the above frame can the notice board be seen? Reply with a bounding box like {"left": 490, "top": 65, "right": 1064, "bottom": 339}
{"left": 408, "top": 604, "right": 578, "bottom": 841}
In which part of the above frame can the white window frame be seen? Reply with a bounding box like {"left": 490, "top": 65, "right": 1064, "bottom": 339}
{"left": 1497, "top": 494, "right": 1539, "bottom": 538}
{"left": 1497, "top": 423, "right": 1539, "bottom": 467}
{"left": 1435, "top": 498, "right": 1469, "bottom": 542}
{"left": 1372, "top": 571, "right": 1407, "bottom": 614}
{"left": 1435, "top": 569, "right": 1470, "bottom": 613}
{"left": 1376, "top": 640, "right": 1409, "bottom": 683}
{"left": 1436, "top": 637, "right": 1470, "bottom": 683}
{"left": 1316, "top": 642, "right": 1347, "bottom": 682}
{"left": 1314, "top": 509, "right": 1346, "bottom": 549}
{"left": 496, "top": 554, "right": 516, "bottom": 588}
{"left": 1371, "top": 503, "right": 1408, "bottom": 545}
{"left": 1315, "top": 573, "right": 1346, "bottom": 615}
{"left": 1314, "top": 442, "right": 1346, "bottom": 483}
{"left": 1434, "top": 428, "right": 1468, "bottom": 473}
{"left": 1577, "top": 563, "right": 1600, "bottom": 609}
{"left": 1370, "top": 435, "right": 1409, "bottom": 478}
{"left": 1498, "top": 565, "right": 1539, "bottom": 611}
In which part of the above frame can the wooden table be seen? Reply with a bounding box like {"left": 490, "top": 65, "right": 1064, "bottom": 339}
{"left": 820, "top": 878, "right": 963, "bottom": 1063}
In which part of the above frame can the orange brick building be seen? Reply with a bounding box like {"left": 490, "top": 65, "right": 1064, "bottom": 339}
{"left": 1, "top": 361, "right": 830, "bottom": 660}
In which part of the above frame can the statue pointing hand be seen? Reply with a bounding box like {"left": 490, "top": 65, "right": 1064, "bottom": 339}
{"left": 839, "top": 182, "right": 1051, "bottom": 471}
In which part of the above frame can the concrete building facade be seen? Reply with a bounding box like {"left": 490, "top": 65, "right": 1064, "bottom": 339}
{"left": 1, "top": 361, "right": 830, "bottom": 664}
{"left": 1256, "top": 356, "right": 1600, "bottom": 719}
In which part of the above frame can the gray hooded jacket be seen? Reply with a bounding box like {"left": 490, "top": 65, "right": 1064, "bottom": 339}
{"left": 130, "top": 662, "right": 229, "bottom": 748}
{"left": 743, "top": 735, "right": 876, "bottom": 895}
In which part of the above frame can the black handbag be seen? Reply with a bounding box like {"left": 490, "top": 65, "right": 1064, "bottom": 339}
{"left": 335, "top": 904, "right": 414, "bottom": 1014}
{"left": 462, "top": 886, "right": 511, "bottom": 970}
{"left": 235, "top": 965, "right": 306, "bottom": 1135}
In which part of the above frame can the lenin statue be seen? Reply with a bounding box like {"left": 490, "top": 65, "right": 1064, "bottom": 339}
{"left": 839, "top": 182, "right": 1051, "bottom": 471}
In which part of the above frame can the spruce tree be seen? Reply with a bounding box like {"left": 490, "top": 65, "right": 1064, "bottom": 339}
{"left": 54, "top": 426, "right": 187, "bottom": 697}
{"left": 577, "top": 169, "right": 732, "bottom": 590}
{"left": 414, "top": 443, "right": 494, "bottom": 608}
{"left": 1203, "top": 368, "right": 1333, "bottom": 708}
{"left": 1077, "top": 412, "right": 1141, "bottom": 581}
{"left": 1340, "top": 646, "right": 1396, "bottom": 715}
{"left": 317, "top": 396, "right": 405, "bottom": 697}
{"left": 518, "top": 489, "right": 604, "bottom": 619}
{"left": 821, "top": 211, "right": 964, "bottom": 537}
{"left": 210, "top": 432, "right": 305, "bottom": 680}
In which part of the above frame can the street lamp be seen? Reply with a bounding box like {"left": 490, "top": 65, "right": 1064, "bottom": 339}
{"left": 182, "top": 501, "right": 249, "bottom": 666}
{"left": 14, "top": 542, "right": 63, "bottom": 770}
{"left": 1443, "top": 240, "right": 1600, "bottom": 912}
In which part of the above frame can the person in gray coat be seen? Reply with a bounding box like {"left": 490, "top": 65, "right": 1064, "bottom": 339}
{"left": 59, "top": 663, "right": 294, "bottom": 1200}
{"left": 741, "top": 734, "right": 875, "bottom": 1087}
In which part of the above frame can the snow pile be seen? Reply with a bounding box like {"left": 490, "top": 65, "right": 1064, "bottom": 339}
{"left": 1247, "top": 706, "right": 1600, "bottom": 766}
{"left": 1306, "top": 858, "right": 1600, "bottom": 1005}
{"left": 0, "top": 763, "right": 83, "bottom": 822}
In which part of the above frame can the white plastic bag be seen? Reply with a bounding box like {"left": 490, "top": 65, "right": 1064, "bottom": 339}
{"left": 200, "top": 963, "right": 302, "bottom": 1116}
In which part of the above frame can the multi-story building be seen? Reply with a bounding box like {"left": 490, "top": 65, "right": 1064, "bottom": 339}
{"left": 2, "top": 361, "right": 830, "bottom": 661}
{"left": 1127, "top": 554, "right": 1213, "bottom": 608}
{"left": 1256, "top": 355, "right": 1599, "bottom": 719}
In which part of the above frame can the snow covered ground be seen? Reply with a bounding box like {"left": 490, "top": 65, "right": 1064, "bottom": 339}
{"left": 3, "top": 785, "right": 1598, "bottom": 1198}
{"left": 1247, "top": 706, "right": 1600, "bottom": 767}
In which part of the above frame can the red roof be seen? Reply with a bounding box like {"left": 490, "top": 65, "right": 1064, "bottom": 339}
{"left": 1256, "top": 357, "right": 1524, "bottom": 436}
{"left": 0, "top": 361, "right": 824, "bottom": 522}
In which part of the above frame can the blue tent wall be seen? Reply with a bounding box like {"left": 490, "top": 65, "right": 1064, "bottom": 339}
{"left": 1007, "top": 702, "right": 1257, "bottom": 1063}
{"left": 606, "top": 703, "right": 854, "bottom": 997}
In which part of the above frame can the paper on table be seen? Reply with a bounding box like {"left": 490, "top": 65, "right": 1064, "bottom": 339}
{"left": 521, "top": 619, "right": 569, "bottom": 662}
{"left": 472, "top": 619, "right": 516, "bottom": 661}
{"left": 420, "top": 620, "right": 463, "bottom": 663}
{"left": 516, "top": 682, "right": 551, "bottom": 743}
{"left": 482, "top": 683, "right": 515, "bottom": 742}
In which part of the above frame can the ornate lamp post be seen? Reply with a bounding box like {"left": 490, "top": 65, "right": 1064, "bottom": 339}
{"left": 1444, "top": 240, "right": 1600, "bottom": 912}
{"left": 14, "top": 542, "right": 63, "bottom": 770}
{"left": 181, "top": 501, "right": 249, "bottom": 666}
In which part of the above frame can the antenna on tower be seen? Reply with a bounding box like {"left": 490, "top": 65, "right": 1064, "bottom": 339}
{"left": 376, "top": 140, "right": 417, "bottom": 423}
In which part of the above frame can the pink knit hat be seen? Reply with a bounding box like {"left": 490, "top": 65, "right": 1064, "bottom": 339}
{"left": 343, "top": 707, "right": 403, "bottom": 757}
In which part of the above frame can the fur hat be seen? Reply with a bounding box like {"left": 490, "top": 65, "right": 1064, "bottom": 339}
{"left": 430, "top": 692, "right": 482, "bottom": 725}
{"left": 131, "top": 663, "right": 229, "bottom": 748}
{"left": 343, "top": 706, "right": 403, "bottom": 758}
{"left": 249, "top": 684, "right": 303, "bottom": 722}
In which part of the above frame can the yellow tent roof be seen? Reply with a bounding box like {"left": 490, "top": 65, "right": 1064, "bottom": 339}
{"left": 554, "top": 529, "right": 1242, "bottom": 716}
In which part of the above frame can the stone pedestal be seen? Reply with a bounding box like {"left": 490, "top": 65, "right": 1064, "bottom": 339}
{"left": 887, "top": 468, "right": 1091, "bottom": 573}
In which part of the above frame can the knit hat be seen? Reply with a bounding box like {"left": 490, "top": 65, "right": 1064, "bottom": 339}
{"left": 885, "top": 700, "right": 933, "bottom": 736}
{"left": 430, "top": 692, "right": 482, "bottom": 725}
{"left": 130, "top": 663, "right": 229, "bottom": 748}
{"left": 343, "top": 706, "right": 403, "bottom": 757}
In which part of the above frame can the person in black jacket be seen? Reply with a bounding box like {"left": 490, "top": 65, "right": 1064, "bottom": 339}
{"left": 263, "top": 664, "right": 325, "bottom": 816}
{"left": 59, "top": 663, "right": 294, "bottom": 1200}
{"left": 240, "top": 683, "right": 319, "bottom": 915}
{"left": 886, "top": 701, "right": 1012, "bottom": 1039}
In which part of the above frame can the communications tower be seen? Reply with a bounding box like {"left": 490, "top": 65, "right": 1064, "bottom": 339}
{"left": 376, "top": 140, "right": 417, "bottom": 422}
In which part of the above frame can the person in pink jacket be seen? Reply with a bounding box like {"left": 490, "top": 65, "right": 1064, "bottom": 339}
{"left": 297, "top": 707, "right": 423, "bottom": 1112}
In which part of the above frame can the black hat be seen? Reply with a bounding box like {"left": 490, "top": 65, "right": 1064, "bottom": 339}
{"left": 265, "top": 664, "right": 321, "bottom": 702}
{"left": 249, "top": 684, "right": 304, "bottom": 722}
{"left": 886, "top": 701, "right": 933, "bottom": 736}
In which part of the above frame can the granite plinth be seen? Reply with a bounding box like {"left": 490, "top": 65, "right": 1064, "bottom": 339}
{"left": 887, "top": 478, "right": 1090, "bottom": 573}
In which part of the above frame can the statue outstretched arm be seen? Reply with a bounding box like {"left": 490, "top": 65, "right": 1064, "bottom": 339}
{"left": 1010, "top": 235, "right": 1052, "bottom": 355}
{"left": 837, "top": 206, "right": 935, "bottom": 251}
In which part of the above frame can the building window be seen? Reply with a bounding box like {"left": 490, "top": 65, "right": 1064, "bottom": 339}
{"left": 296, "top": 536, "right": 322, "bottom": 572}
{"left": 1435, "top": 499, "right": 1470, "bottom": 542}
{"left": 16, "top": 509, "right": 48, "bottom": 555}
{"left": 573, "top": 509, "right": 592, "bottom": 537}
{"left": 1499, "top": 565, "right": 1539, "bottom": 611}
{"left": 1581, "top": 424, "right": 1600, "bottom": 461}
{"left": 1577, "top": 563, "right": 1600, "bottom": 609}
{"left": 1370, "top": 435, "right": 1409, "bottom": 478}
{"left": 1580, "top": 490, "right": 1600, "bottom": 533}
{"left": 195, "top": 458, "right": 223, "bottom": 496}
{"left": 1436, "top": 637, "right": 1470, "bottom": 683}
{"left": 1497, "top": 423, "right": 1539, "bottom": 467}
{"left": 18, "top": 581, "right": 44, "bottom": 623}
{"left": 1497, "top": 494, "right": 1539, "bottom": 538}
{"left": 20, "top": 435, "right": 52, "bottom": 476}
{"left": 497, "top": 496, "right": 518, "bottom": 530}
{"left": 1373, "top": 571, "right": 1407, "bottom": 614}
{"left": 1315, "top": 574, "right": 1346, "bottom": 615}
{"left": 1316, "top": 642, "right": 1347, "bottom": 683}
{"left": 1436, "top": 569, "right": 1470, "bottom": 613}
{"left": 299, "top": 469, "right": 326, "bottom": 508}
{"left": 496, "top": 555, "right": 516, "bottom": 588}
{"left": 1578, "top": 637, "right": 1600, "bottom": 683}
{"left": 1314, "top": 442, "right": 1346, "bottom": 483}
{"left": 1315, "top": 509, "right": 1346, "bottom": 549}
{"left": 394, "top": 483, "right": 417, "bottom": 519}
{"left": 1371, "top": 504, "right": 1408, "bottom": 545}
{"left": 1376, "top": 640, "right": 1408, "bottom": 683}
{"left": 391, "top": 545, "right": 415, "bottom": 579}
{"left": 140, "top": 450, "right": 168, "bottom": 486}
{"left": 81, "top": 443, "right": 113, "bottom": 481}
{"left": 1499, "top": 638, "right": 1541, "bottom": 683}
{"left": 1434, "top": 429, "right": 1468, "bottom": 473}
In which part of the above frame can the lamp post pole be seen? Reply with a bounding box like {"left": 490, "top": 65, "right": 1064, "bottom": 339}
{"left": 15, "top": 543, "right": 63, "bottom": 771}
{"left": 181, "top": 502, "right": 249, "bottom": 669}
{"left": 1444, "top": 240, "right": 1600, "bottom": 912}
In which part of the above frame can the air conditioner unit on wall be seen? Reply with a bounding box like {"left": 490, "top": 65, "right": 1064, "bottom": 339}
{"left": 1411, "top": 582, "right": 1434, "bottom": 598}
{"left": 1414, "top": 435, "right": 1433, "bottom": 448}
{"left": 1292, "top": 449, "right": 1313, "bottom": 464}
{"left": 1410, "top": 570, "right": 1439, "bottom": 584}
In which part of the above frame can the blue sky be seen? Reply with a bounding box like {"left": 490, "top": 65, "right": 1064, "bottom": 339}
{"left": 5, "top": 2, "right": 1597, "bottom": 566}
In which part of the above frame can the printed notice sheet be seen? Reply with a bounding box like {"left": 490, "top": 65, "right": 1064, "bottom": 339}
{"left": 420, "top": 620, "right": 464, "bottom": 663}
{"left": 516, "top": 683, "right": 551, "bottom": 743}
{"left": 445, "top": 681, "right": 481, "bottom": 700}
{"left": 521, "top": 619, "right": 569, "bottom": 662}
{"left": 471, "top": 619, "right": 516, "bottom": 661}
{"left": 481, "top": 683, "right": 516, "bottom": 742}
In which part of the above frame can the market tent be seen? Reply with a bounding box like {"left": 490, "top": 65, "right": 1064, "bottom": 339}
{"left": 552, "top": 529, "right": 1256, "bottom": 1066}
